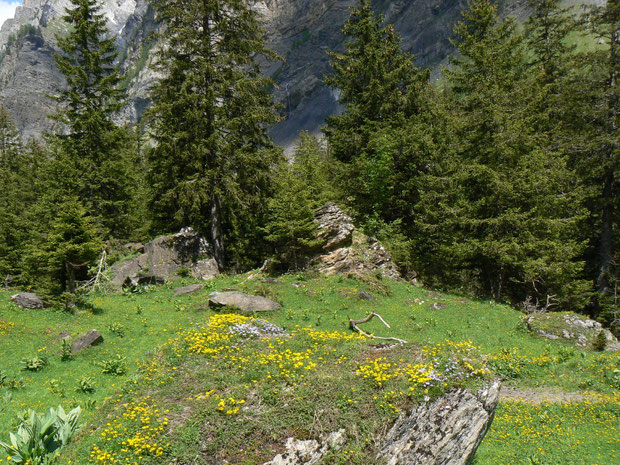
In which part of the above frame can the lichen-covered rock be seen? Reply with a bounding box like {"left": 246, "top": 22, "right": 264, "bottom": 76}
{"left": 10, "top": 292, "right": 44, "bottom": 309}
{"left": 378, "top": 382, "right": 501, "bottom": 465}
{"left": 263, "top": 429, "right": 346, "bottom": 465}
{"left": 208, "top": 291, "right": 282, "bottom": 313}
{"left": 526, "top": 312, "right": 619, "bottom": 351}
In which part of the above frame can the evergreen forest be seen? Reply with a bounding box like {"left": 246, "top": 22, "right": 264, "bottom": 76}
{"left": 0, "top": 0, "right": 618, "bottom": 331}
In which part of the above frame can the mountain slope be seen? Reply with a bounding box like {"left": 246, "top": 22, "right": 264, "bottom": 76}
{"left": 0, "top": 0, "right": 520, "bottom": 144}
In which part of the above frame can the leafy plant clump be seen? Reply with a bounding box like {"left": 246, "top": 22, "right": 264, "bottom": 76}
{"left": 99, "top": 355, "right": 128, "bottom": 376}
{"left": 20, "top": 356, "right": 49, "bottom": 372}
{"left": 0, "top": 405, "right": 81, "bottom": 465}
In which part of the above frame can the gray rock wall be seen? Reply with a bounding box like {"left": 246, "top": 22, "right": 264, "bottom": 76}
{"left": 0, "top": 0, "right": 528, "bottom": 145}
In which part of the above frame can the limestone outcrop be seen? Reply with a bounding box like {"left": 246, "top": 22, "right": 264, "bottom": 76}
{"left": 312, "top": 203, "right": 401, "bottom": 280}
{"left": 526, "top": 312, "right": 619, "bottom": 351}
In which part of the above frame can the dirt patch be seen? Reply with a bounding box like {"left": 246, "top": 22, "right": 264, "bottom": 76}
{"left": 500, "top": 386, "right": 587, "bottom": 404}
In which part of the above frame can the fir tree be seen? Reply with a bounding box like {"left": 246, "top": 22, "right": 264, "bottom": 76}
{"left": 51, "top": 0, "right": 134, "bottom": 238}
{"left": 324, "top": 0, "right": 430, "bottom": 221}
{"left": 564, "top": 1, "right": 619, "bottom": 313}
{"left": 263, "top": 132, "right": 335, "bottom": 270}
{"left": 0, "top": 108, "right": 24, "bottom": 283}
{"left": 23, "top": 196, "right": 103, "bottom": 295}
{"left": 147, "top": 0, "right": 282, "bottom": 270}
{"left": 420, "top": 0, "right": 589, "bottom": 307}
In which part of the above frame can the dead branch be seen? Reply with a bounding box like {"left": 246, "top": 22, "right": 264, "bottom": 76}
{"left": 348, "top": 312, "right": 408, "bottom": 344}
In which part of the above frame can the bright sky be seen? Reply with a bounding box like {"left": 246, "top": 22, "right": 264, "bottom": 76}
{"left": 0, "top": 1, "right": 21, "bottom": 29}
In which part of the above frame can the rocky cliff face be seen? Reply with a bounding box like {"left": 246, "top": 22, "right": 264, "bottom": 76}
{"left": 0, "top": 0, "right": 521, "bottom": 144}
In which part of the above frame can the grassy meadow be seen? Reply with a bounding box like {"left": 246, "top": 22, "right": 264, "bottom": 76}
{"left": 0, "top": 273, "right": 618, "bottom": 464}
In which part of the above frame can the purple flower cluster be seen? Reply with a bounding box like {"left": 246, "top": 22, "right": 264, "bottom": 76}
{"left": 229, "top": 319, "right": 288, "bottom": 339}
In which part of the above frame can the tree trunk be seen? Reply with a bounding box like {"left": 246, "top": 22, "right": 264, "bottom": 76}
{"left": 596, "top": 171, "right": 615, "bottom": 295}
{"left": 65, "top": 261, "right": 76, "bottom": 294}
{"left": 210, "top": 196, "right": 225, "bottom": 271}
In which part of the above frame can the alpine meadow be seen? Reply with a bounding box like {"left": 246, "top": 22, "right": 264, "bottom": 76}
{"left": 0, "top": 1, "right": 618, "bottom": 464}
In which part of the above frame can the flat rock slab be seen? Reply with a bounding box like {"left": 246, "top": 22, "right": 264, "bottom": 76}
{"left": 174, "top": 284, "right": 204, "bottom": 297}
{"left": 71, "top": 329, "right": 104, "bottom": 353}
{"left": 208, "top": 291, "right": 282, "bottom": 313}
{"left": 10, "top": 292, "right": 45, "bottom": 309}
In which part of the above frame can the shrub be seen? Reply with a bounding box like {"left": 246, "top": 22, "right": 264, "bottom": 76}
{"left": 0, "top": 405, "right": 81, "bottom": 464}
{"left": 593, "top": 330, "right": 607, "bottom": 352}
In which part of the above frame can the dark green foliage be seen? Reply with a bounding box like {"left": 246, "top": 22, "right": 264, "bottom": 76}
{"left": 263, "top": 133, "right": 334, "bottom": 270}
{"left": 561, "top": 2, "right": 619, "bottom": 319}
{"left": 593, "top": 330, "right": 608, "bottom": 351}
{"left": 413, "top": 0, "right": 590, "bottom": 307}
{"left": 147, "top": 0, "right": 282, "bottom": 270}
{"left": 324, "top": 0, "right": 430, "bottom": 222}
{"left": 50, "top": 0, "right": 135, "bottom": 238}
{"left": 22, "top": 196, "right": 103, "bottom": 296}
{"left": 0, "top": 109, "right": 45, "bottom": 286}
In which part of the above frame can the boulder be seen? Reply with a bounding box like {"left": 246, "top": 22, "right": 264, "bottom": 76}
{"left": 526, "top": 312, "right": 620, "bottom": 351}
{"left": 71, "top": 330, "right": 104, "bottom": 353}
{"left": 10, "top": 292, "right": 45, "bottom": 309}
{"left": 314, "top": 203, "right": 355, "bottom": 251}
{"left": 173, "top": 284, "right": 204, "bottom": 297}
{"left": 109, "top": 228, "right": 220, "bottom": 288}
{"left": 378, "top": 382, "right": 501, "bottom": 465}
{"left": 208, "top": 291, "right": 282, "bottom": 313}
{"left": 263, "top": 430, "right": 346, "bottom": 465}
{"left": 110, "top": 253, "right": 148, "bottom": 287}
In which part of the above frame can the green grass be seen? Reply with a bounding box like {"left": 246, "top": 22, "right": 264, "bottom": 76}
{"left": 0, "top": 273, "right": 618, "bottom": 465}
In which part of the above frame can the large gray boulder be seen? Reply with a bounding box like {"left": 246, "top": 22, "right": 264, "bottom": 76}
{"left": 71, "top": 330, "right": 104, "bottom": 353}
{"left": 378, "top": 382, "right": 501, "bottom": 465}
{"left": 10, "top": 292, "right": 45, "bottom": 309}
{"left": 109, "top": 228, "right": 220, "bottom": 288}
{"left": 208, "top": 291, "right": 282, "bottom": 313}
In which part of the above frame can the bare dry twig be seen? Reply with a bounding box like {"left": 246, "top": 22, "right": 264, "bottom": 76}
{"left": 348, "top": 312, "right": 408, "bottom": 344}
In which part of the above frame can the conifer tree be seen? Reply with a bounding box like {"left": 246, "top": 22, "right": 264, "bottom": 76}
{"left": 51, "top": 0, "right": 134, "bottom": 238}
{"left": 564, "top": 1, "right": 619, "bottom": 313}
{"left": 147, "top": 0, "right": 282, "bottom": 270}
{"left": 263, "top": 132, "right": 335, "bottom": 270}
{"left": 0, "top": 108, "right": 24, "bottom": 282}
{"left": 324, "top": 0, "right": 430, "bottom": 221}
{"left": 419, "top": 0, "right": 589, "bottom": 307}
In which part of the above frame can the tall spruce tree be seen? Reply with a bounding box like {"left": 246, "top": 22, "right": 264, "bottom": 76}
{"left": 324, "top": 0, "right": 430, "bottom": 222}
{"left": 51, "top": 0, "right": 134, "bottom": 238}
{"left": 418, "top": 0, "right": 589, "bottom": 307}
{"left": 147, "top": 0, "right": 282, "bottom": 270}
{"left": 564, "top": 1, "right": 619, "bottom": 315}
